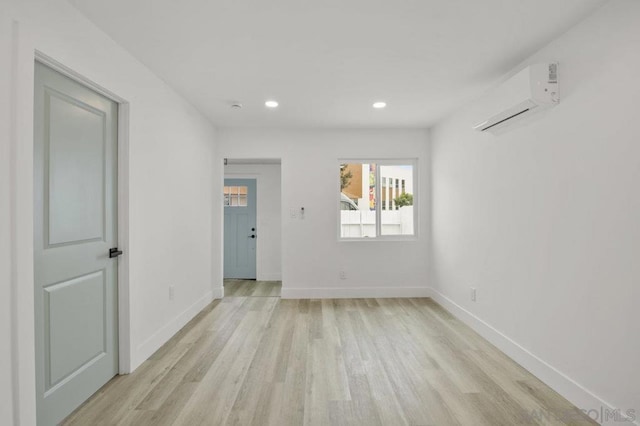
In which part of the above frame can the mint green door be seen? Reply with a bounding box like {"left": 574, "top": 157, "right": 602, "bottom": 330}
{"left": 224, "top": 179, "right": 257, "bottom": 279}
{"left": 34, "top": 62, "right": 119, "bottom": 425}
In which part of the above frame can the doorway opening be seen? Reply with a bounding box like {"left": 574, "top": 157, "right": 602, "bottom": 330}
{"left": 223, "top": 158, "right": 282, "bottom": 298}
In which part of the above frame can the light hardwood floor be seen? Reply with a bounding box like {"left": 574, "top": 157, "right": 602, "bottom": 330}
{"left": 63, "top": 296, "right": 596, "bottom": 425}
{"left": 224, "top": 279, "right": 282, "bottom": 297}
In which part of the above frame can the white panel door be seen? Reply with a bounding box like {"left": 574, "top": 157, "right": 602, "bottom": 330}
{"left": 224, "top": 179, "right": 257, "bottom": 279}
{"left": 34, "top": 62, "right": 119, "bottom": 426}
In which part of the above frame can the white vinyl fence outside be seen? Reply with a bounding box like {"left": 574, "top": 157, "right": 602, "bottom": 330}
{"left": 340, "top": 207, "right": 414, "bottom": 238}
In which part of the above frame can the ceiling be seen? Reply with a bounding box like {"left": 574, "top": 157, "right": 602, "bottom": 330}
{"left": 70, "top": 0, "right": 607, "bottom": 128}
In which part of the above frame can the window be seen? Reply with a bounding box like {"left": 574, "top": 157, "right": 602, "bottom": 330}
{"left": 339, "top": 161, "right": 416, "bottom": 239}
{"left": 223, "top": 185, "right": 248, "bottom": 207}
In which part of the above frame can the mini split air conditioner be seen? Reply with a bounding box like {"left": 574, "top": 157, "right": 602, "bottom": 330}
{"left": 472, "top": 63, "right": 559, "bottom": 132}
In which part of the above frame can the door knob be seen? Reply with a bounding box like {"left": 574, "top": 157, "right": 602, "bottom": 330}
{"left": 249, "top": 235, "right": 256, "bottom": 239}
{"left": 109, "top": 247, "right": 123, "bottom": 258}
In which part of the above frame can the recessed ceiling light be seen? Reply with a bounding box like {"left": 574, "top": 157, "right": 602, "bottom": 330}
{"left": 265, "top": 100, "right": 279, "bottom": 108}
{"left": 373, "top": 101, "right": 387, "bottom": 109}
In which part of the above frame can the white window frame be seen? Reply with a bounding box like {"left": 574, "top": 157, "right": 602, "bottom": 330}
{"left": 338, "top": 159, "right": 418, "bottom": 241}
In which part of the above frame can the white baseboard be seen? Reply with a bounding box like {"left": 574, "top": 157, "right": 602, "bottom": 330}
{"left": 132, "top": 290, "right": 215, "bottom": 370}
{"left": 281, "top": 286, "right": 431, "bottom": 299}
{"left": 212, "top": 286, "right": 224, "bottom": 300}
{"left": 428, "top": 288, "right": 636, "bottom": 426}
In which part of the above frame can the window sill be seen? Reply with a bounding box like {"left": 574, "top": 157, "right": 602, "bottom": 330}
{"left": 338, "top": 236, "right": 419, "bottom": 243}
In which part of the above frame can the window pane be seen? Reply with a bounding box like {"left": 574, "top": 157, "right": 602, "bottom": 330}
{"left": 368, "top": 163, "right": 377, "bottom": 211}
{"left": 340, "top": 163, "right": 376, "bottom": 238}
{"left": 380, "top": 165, "right": 414, "bottom": 235}
{"left": 223, "top": 185, "right": 248, "bottom": 207}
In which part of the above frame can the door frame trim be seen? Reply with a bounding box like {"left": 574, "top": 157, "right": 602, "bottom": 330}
{"left": 34, "top": 51, "right": 132, "bottom": 375}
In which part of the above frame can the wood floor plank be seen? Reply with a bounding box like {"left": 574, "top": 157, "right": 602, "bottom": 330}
{"left": 228, "top": 300, "right": 298, "bottom": 424}
{"left": 224, "top": 279, "right": 282, "bottom": 297}
{"left": 274, "top": 301, "right": 309, "bottom": 426}
{"left": 63, "top": 295, "right": 596, "bottom": 426}
{"left": 173, "top": 298, "right": 279, "bottom": 425}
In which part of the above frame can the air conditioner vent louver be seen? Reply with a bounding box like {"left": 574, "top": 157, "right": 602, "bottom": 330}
{"left": 479, "top": 108, "right": 530, "bottom": 132}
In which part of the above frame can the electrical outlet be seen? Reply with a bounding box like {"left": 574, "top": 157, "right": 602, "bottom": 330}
{"left": 470, "top": 287, "right": 476, "bottom": 302}
{"left": 169, "top": 285, "right": 175, "bottom": 300}
{"left": 339, "top": 271, "right": 347, "bottom": 280}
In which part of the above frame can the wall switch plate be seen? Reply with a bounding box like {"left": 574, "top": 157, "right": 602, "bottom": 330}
{"left": 169, "top": 285, "right": 175, "bottom": 300}
{"left": 290, "top": 209, "right": 297, "bottom": 218}
{"left": 470, "top": 287, "right": 476, "bottom": 302}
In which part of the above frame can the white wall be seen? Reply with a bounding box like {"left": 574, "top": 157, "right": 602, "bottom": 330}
{"left": 0, "top": 5, "right": 16, "bottom": 425}
{"left": 431, "top": 0, "right": 639, "bottom": 420}
{"left": 224, "top": 164, "right": 282, "bottom": 281}
{"left": 216, "top": 129, "right": 431, "bottom": 298}
{"left": 1, "top": 0, "right": 218, "bottom": 423}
